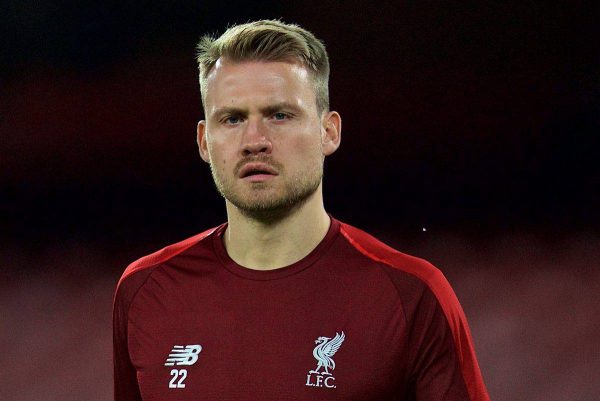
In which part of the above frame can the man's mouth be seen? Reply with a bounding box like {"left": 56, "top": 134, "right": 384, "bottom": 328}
{"left": 238, "top": 163, "right": 278, "bottom": 179}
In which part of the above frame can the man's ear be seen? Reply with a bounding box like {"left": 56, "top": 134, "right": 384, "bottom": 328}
{"left": 197, "top": 120, "right": 211, "bottom": 163}
{"left": 321, "top": 111, "right": 342, "bottom": 156}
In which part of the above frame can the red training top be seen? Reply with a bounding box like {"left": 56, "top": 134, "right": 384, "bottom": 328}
{"left": 113, "top": 218, "right": 490, "bottom": 401}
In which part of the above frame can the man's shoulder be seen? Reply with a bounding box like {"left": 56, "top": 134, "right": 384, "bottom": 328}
{"left": 338, "top": 220, "right": 465, "bottom": 321}
{"left": 116, "top": 225, "right": 222, "bottom": 288}
{"left": 337, "top": 220, "right": 447, "bottom": 291}
{"left": 338, "top": 222, "right": 436, "bottom": 274}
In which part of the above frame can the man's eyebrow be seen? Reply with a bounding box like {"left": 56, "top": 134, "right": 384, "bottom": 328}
{"left": 260, "top": 102, "right": 303, "bottom": 115}
{"left": 210, "top": 102, "right": 303, "bottom": 119}
{"left": 211, "top": 106, "right": 247, "bottom": 119}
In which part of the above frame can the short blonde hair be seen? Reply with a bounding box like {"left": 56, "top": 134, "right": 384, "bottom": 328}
{"left": 196, "top": 20, "right": 330, "bottom": 114}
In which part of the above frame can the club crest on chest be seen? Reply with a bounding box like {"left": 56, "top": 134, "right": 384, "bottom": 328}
{"left": 305, "top": 331, "right": 345, "bottom": 389}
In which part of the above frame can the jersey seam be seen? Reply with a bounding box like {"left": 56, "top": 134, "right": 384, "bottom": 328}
{"left": 339, "top": 226, "right": 410, "bottom": 349}
{"left": 122, "top": 264, "right": 162, "bottom": 369}
{"left": 340, "top": 227, "right": 409, "bottom": 309}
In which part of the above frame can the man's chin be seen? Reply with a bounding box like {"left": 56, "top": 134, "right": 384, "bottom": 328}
{"left": 238, "top": 206, "right": 294, "bottom": 223}
{"left": 225, "top": 191, "right": 316, "bottom": 222}
{"left": 218, "top": 175, "right": 322, "bottom": 222}
{"left": 231, "top": 196, "right": 293, "bottom": 214}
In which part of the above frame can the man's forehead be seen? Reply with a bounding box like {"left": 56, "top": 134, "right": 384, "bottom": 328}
{"left": 206, "top": 57, "right": 310, "bottom": 82}
{"left": 204, "top": 58, "right": 315, "bottom": 112}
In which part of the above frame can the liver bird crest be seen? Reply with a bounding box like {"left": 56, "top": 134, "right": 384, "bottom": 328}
{"left": 309, "top": 331, "right": 345, "bottom": 375}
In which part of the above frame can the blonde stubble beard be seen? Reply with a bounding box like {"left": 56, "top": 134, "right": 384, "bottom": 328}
{"left": 209, "top": 154, "right": 325, "bottom": 222}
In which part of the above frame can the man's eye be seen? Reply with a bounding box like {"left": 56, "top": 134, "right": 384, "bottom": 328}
{"left": 224, "top": 116, "right": 241, "bottom": 124}
{"left": 273, "top": 112, "right": 288, "bottom": 120}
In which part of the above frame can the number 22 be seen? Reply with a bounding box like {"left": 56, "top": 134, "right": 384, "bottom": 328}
{"left": 169, "top": 369, "right": 188, "bottom": 388}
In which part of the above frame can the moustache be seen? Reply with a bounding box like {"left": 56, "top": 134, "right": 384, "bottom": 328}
{"left": 233, "top": 155, "right": 283, "bottom": 176}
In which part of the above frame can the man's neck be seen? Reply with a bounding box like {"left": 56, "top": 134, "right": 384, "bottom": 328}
{"left": 222, "top": 188, "right": 331, "bottom": 270}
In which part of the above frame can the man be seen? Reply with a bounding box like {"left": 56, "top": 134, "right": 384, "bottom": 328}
{"left": 113, "top": 20, "right": 490, "bottom": 401}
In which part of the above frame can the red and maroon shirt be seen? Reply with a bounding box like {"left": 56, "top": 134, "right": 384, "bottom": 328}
{"left": 113, "top": 218, "right": 490, "bottom": 400}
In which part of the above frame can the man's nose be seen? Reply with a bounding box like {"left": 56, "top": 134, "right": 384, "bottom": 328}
{"left": 241, "top": 119, "right": 272, "bottom": 156}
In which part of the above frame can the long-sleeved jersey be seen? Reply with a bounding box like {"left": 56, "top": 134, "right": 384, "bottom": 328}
{"left": 113, "top": 218, "right": 490, "bottom": 400}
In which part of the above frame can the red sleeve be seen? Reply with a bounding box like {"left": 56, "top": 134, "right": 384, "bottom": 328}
{"left": 340, "top": 222, "right": 490, "bottom": 401}
{"left": 407, "top": 285, "right": 482, "bottom": 400}
{"left": 113, "top": 264, "right": 161, "bottom": 401}
{"left": 113, "top": 275, "right": 144, "bottom": 401}
{"left": 112, "top": 227, "right": 217, "bottom": 400}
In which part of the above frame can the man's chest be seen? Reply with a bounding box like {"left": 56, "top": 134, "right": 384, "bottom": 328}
{"left": 127, "top": 271, "right": 410, "bottom": 400}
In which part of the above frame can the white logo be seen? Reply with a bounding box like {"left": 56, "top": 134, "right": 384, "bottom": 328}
{"left": 164, "top": 344, "right": 202, "bottom": 366}
{"left": 305, "top": 331, "right": 345, "bottom": 389}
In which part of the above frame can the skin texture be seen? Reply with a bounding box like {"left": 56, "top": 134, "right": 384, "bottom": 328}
{"left": 197, "top": 58, "right": 341, "bottom": 270}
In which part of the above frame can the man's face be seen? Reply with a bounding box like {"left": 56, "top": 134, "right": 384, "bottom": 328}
{"left": 197, "top": 59, "right": 340, "bottom": 217}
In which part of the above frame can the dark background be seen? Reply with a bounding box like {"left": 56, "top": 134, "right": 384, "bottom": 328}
{"left": 2, "top": 1, "right": 599, "bottom": 400}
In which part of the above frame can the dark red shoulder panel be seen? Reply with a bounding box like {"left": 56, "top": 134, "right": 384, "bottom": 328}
{"left": 117, "top": 226, "right": 219, "bottom": 288}
{"left": 340, "top": 222, "right": 489, "bottom": 401}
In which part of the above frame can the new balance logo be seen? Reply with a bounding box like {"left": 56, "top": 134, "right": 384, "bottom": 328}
{"left": 164, "top": 344, "right": 202, "bottom": 366}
